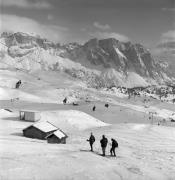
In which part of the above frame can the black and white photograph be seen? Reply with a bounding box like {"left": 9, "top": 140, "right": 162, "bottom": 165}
{"left": 0, "top": 0, "right": 175, "bottom": 179}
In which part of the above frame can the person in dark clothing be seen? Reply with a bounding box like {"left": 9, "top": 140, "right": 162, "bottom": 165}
{"left": 110, "top": 138, "right": 118, "bottom": 156}
{"left": 105, "top": 103, "right": 109, "bottom": 108}
{"left": 63, "top": 97, "right": 67, "bottom": 104}
{"left": 16, "top": 82, "right": 19, "bottom": 89}
{"left": 15, "top": 80, "right": 22, "bottom": 89}
{"left": 100, "top": 135, "right": 108, "bottom": 156}
{"left": 87, "top": 132, "right": 95, "bottom": 152}
{"left": 92, "top": 105, "right": 96, "bottom": 111}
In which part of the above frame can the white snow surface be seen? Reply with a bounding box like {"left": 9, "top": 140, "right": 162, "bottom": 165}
{"left": 101, "top": 68, "right": 125, "bottom": 87}
{"left": 0, "top": 109, "right": 175, "bottom": 180}
{"left": 114, "top": 47, "right": 126, "bottom": 59}
{"left": 39, "top": 110, "right": 108, "bottom": 131}
{"left": 105, "top": 97, "right": 175, "bottom": 119}
{"left": 0, "top": 68, "right": 175, "bottom": 179}
{"left": 101, "top": 70, "right": 150, "bottom": 88}
{"left": 0, "top": 87, "right": 49, "bottom": 102}
{"left": 100, "top": 87, "right": 128, "bottom": 98}
{"left": 125, "top": 72, "right": 149, "bottom": 88}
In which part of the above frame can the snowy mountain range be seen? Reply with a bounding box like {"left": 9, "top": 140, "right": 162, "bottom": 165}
{"left": 0, "top": 32, "right": 174, "bottom": 88}
{"left": 152, "top": 40, "right": 175, "bottom": 77}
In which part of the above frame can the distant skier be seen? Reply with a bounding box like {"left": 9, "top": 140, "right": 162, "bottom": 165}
{"left": 105, "top": 103, "right": 109, "bottom": 108}
{"left": 63, "top": 97, "right": 67, "bottom": 104}
{"left": 87, "top": 132, "right": 95, "bottom": 152}
{"left": 100, "top": 135, "right": 108, "bottom": 156}
{"left": 110, "top": 138, "right": 118, "bottom": 157}
{"left": 173, "top": 99, "right": 175, "bottom": 104}
{"left": 15, "top": 80, "right": 22, "bottom": 89}
{"left": 92, "top": 105, "right": 96, "bottom": 111}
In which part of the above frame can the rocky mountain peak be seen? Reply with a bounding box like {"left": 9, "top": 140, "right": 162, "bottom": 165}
{"left": 2, "top": 32, "right": 57, "bottom": 50}
{"left": 0, "top": 31, "right": 173, "bottom": 87}
{"left": 84, "top": 38, "right": 99, "bottom": 49}
{"left": 99, "top": 38, "right": 119, "bottom": 47}
{"left": 60, "top": 37, "right": 171, "bottom": 82}
{"left": 62, "top": 42, "right": 81, "bottom": 51}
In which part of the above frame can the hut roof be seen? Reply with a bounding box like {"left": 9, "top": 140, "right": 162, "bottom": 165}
{"left": 33, "top": 121, "right": 58, "bottom": 132}
{"left": 52, "top": 130, "right": 67, "bottom": 139}
{"left": 24, "top": 121, "right": 58, "bottom": 133}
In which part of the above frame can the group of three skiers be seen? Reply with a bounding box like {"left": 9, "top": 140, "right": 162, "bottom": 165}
{"left": 87, "top": 133, "right": 118, "bottom": 157}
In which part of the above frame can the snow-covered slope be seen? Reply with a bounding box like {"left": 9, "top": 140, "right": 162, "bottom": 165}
{"left": 0, "top": 109, "right": 175, "bottom": 180}
{"left": 100, "top": 68, "right": 125, "bottom": 87}
{"left": 125, "top": 72, "right": 149, "bottom": 88}
{"left": 0, "top": 69, "right": 96, "bottom": 103}
{"left": 39, "top": 110, "right": 108, "bottom": 131}
{"left": 0, "top": 57, "right": 175, "bottom": 180}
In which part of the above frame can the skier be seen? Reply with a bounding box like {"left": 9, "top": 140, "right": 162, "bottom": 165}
{"left": 110, "top": 138, "right": 118, "bottom": 157}
{"left": 173, "top": 99, "right": 175, "bottom": 104}
{"left": 100, "top": 135, "right": 108, "bottom": 156}
{"left": 105, "top": 103, "right": 109, "bottom": 108}
{"left": 15, "top": 80, "right": 21, "bottom": 89}
{"left": 92, "top": 105, "right": 96, "bottom": 111}
{"left": 87, "top": 132, "right": 95, "bottom": 152}
{"left": 63, "top": 97, "right": 67, "bottom": 104}
{"left": 15, "top": 82, "right": 19, "bottom": 89}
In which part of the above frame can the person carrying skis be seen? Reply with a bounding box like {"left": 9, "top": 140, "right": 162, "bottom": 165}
{"left": 100, "top": 135, "right": 108, "bottom": 156}
{"left": 110, "top": 138, "right": 118, "bottom": 156}
{"left": 87, "top": 132, "right": 95, "bottom": 152}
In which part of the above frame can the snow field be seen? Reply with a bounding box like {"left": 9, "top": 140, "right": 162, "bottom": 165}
{"left": 0, "top": 69, "right": 175, "bottom": 179}
{"left": 0, "top": 109, "right": 175, "bottom": 180}
{"left": 39, "top": 110, "right": 108, "bottom": 131}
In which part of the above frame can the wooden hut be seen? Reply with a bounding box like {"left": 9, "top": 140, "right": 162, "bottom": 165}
{"left": 19, "top": 110, "right": 40, "bottom": 122}
{"left": 46, "top": 129, "right": 68, "bottom": 144}
{"left": 23, "top": 121, "right": 58, "bottom": 140}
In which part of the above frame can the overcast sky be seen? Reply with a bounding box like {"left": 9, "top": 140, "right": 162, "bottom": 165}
{"left": 0, "top": 0, "right": 175, "bottom": 48}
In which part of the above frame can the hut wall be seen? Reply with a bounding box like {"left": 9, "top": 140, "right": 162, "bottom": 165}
{"left": 47, "top": 135, "right": 67, "bottom": 144}
{"left": 47, "top": 134, "right": 66, "bottom": 144}
{"left": 61, "top": 137, "right": 66, "bottom": 144}
{"left": 47, "top": 135, "right": 61, "bottom": 144}
{"left": 21, "top": 112, "right": 40, "bottom": 122}
{"left": 23, "top": 126, "right": 46, "bottom": 140}
{"left": 25, "top": 112, "right": 35, "bottom": 121}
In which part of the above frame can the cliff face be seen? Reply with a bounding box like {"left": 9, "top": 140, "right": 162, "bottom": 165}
{"left": 60, "top": 38, "right": 171, "bottom": 82}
